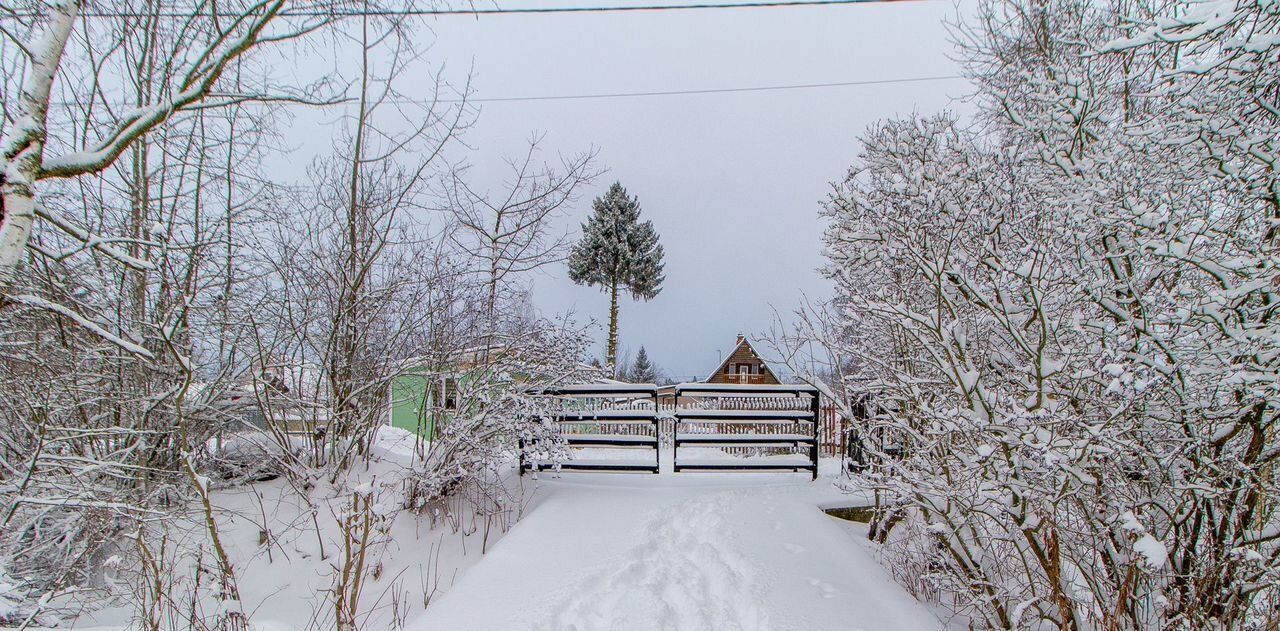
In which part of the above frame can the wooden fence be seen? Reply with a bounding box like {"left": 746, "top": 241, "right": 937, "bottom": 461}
{"left": 669, "top": 383, "right": 820, "bottom": 479}
{"left": 657, "top": 401, "right": 846, "bottom": 458}
{"left": 519, "top": 384, "right": 661, "bottom": 474}
{"left": 520, "top": 383, "right": 851, "bottom": 477}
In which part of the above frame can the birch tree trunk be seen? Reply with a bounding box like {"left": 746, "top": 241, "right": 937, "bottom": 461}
{"left": 0, "top": 0, "right": 291, "bottom": 307}
{"left": 0, "top": 0, "right": 79, "bottom": 292}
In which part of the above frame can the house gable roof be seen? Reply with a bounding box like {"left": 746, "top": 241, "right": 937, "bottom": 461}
{"left": 705, "top": 336, "right": 780, "bottom": 383}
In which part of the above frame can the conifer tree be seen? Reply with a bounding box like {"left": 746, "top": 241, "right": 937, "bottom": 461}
{"left": 568, "top": 182, "right": 665, "bottom": 369}
{"left": 630, "top": 346, "right": 659, "bottom": 384}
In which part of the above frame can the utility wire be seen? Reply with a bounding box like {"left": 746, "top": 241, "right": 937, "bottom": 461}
{"left": 10, "top": 0, "right": 928, "bottom": 19}
{"left": 43, "top": 74, "right": 965, "bottom": 108}
{"left": 309, "top": 0, "right": 925, "bottom": 15}
{"left": 435, "top": 74, "right": 963, "bottom": 103}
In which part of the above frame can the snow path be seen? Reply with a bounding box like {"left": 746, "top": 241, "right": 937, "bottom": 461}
{"left": 539, "top": 490, "right": 771, "bottom": 631}
{"left": 410, "top": 474, "right": 945, "bottom": 631}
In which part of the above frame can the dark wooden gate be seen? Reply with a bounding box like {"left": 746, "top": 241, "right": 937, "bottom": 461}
{"left": 519, "top": 384, "right": 660, "bottom": 474}
{"left": 671, "top": 383, "right": 819, "bottom": 480}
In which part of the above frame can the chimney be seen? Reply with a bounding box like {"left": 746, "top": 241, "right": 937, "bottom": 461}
{"left": 735, "top": 333, "right": 745, "bottom": 345}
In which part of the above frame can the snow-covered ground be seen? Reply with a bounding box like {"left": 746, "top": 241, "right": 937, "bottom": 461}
{"left": 410, "top": 463, "right": 947, "bottom": 631}
{"left": 39, "top": 429, "right": 533, "bottom": 630}
{"left": 33, "top": 435, "right": 943, "bottom": 630}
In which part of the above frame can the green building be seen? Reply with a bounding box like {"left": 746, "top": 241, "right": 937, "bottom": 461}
{"left": 388, "top": 371, "right": 460, "bottom": 439}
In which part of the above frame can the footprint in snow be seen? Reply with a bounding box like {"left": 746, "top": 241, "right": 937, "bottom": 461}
{"left": 807, "top": 577, "right": 837, "bottom": 599}
{"left": 782, "top": 542, "right": 806, "bottom": 554}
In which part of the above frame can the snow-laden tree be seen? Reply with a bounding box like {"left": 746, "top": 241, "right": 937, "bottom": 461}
{"left": 819, "top": 0, "right": 1280, "bottom": 628}
{"left": 0, "top": 0, "right": 324, "bottom": 300}
{"left": 0, "top": 6, "right": 548, "bottom": 626}
{"left": 0, "top": 5, "right": 334, "bottom": 614}
{"left": 628, "top": 345, "right": 659, "bottom": 384}
{"left": 567, "top": 181, "right": 665, "bottom": 370}
{"left": 402, "top": 317, "right": 599, "bottom": 506}
{"left": 0, "top": 14, "right": 301, "bottom": 621}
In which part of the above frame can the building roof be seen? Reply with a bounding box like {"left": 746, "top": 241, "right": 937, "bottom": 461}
{"left": 704, "top": 334, "right": 780, "bottom": 383}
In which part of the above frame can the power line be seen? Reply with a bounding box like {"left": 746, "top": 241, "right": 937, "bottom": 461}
{"left": 12, "top": 0, "right": 929, "bottom": 19}
{"left": 294, "top": 0, "right": 926, "bottom": 15}
{"left": 43, "top": 74, "right": 965, "bottom": 108}
{"left": 436, "top": 74, "right": 964, "bottom": 103}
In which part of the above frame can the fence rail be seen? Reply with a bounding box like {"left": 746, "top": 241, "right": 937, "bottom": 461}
{"left": 519, "top": 385, "right": 660, "bottom": 474}
{"left": 520, "top": 383, "right": 846, "bottom": 477}
{"left": 817, "top": 405, "right": 847, "bottom": 459}
{"left": 654, "top": 405, "right": 845, "bottom": 455}
{"left": 671, "top": 383, "right": 820, "bottom": 480}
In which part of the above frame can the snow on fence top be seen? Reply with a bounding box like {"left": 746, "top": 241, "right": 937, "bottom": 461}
{"left": 553, "top": 409, "right": 657, "bottom": 419}
{"left": 537, "top": 383, "right": 659, "bottom": 396}
{"left": 673, "top": 409, "right": 815, "bottom": 419}
{"left": 672, "top": 382, "right": 818, "bottom": 396}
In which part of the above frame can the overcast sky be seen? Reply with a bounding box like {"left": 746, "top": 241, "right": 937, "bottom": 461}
{"left": 287, "top": 0, "right": 976, "bottom": 379}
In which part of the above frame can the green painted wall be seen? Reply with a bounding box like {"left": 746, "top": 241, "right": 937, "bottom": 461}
{"left": 390, "top": 374, "right": 434, "bottom": 438}
{"left": 389, "top": 366, "right": 523, "bottom": 439}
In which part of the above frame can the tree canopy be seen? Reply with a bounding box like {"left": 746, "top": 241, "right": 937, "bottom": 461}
{"left": 629, "top": 346, "right": 659, "bottom": 384}
{"left": 567, "top": 182, "right": 665, "bottom": 300}
{"left": 567, "top": 182, "right": 665, "bottom": 368}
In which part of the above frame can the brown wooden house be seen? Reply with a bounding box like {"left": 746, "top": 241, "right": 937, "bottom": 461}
{"left": 705, "top": 334, "right": 781, "bottom": 385}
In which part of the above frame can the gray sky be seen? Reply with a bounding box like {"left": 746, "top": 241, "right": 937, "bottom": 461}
{"left": 291, "top": 0, "right": 976, "bottom": 379}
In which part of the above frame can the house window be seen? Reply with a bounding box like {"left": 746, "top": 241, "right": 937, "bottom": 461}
{"left": 443, "top": 377, "right": 458, "bottom": 410}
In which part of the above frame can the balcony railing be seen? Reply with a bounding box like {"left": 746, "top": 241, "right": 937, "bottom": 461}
{"left": 716, "top": 373, "right": 768, "bottom": 385}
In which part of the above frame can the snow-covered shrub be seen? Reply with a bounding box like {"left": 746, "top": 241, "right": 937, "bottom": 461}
{"left": 199, "top": 432, "right": 299, "bottom": 484}
{"left": 401, "top": 319, "right": 597, "bottom": 512}
{"left": 0, "top": 1, "right": 587, "bottom": 626}
{"left": 822, "top": 1, "right": 1280, "bottom": 628}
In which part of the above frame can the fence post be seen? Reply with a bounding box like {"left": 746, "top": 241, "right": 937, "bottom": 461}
{"left": 810, "top": 391, "right": 821, "bottom": 480}
{"left": 652, "top": 388, "right": 661, "bottom": 473}
{"left": 672, "top": 385, "right": 680, "bottom": 473}
{"left": 517, "top": 434, "right": 525, "bottom": 477}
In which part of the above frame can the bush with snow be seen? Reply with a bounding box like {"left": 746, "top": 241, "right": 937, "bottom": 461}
{"left": 821, "top": 0, "right": 1280, "bottom": 628}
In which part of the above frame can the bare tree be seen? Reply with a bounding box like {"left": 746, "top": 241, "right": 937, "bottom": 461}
{"left": 0, "top": 0, "right": 323, "bottom": 306}
{"left": 0, "top": 3, "right": 607, "bottom": 628}
{"left": 242, "top": 12, "right": 470, "bottom": 474}
{"left": 443, "top": 137, "right": 597, "bottom": 335}
{"left": 0, "top": 2, "right": 308, "bottom": 622}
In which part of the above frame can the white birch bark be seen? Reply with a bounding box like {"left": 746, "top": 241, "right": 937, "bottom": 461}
{"left": 0, "top": 0, "right": 79, "bottom": 291}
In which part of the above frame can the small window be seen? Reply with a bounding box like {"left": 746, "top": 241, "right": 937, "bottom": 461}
{"left": 430, "top": 381, "right": 442, "bottom": 408}
{"left": 443, "top": 377, "right": 458, "bottom": 410}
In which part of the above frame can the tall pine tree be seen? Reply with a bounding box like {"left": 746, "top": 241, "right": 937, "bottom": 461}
{"left": 568, "top": 182, "right": 665, "bottom": 369}
{"left": 629, "top": 346, "right": 659, "bottom": 384}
